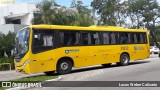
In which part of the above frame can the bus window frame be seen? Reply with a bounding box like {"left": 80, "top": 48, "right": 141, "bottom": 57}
{"left": 58, "top": 30, "right": 81, "bottom": 47}
{"left": 32, "top": 29, "right": 56, "bottom": 54}
{"left": 31, "top": 29, "right": 148, "bottom": 54}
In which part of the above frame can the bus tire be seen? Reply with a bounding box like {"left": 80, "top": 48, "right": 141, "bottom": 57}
{"left": 102, "top": 63, "right": 111, "bottom": 67}
{"left": 117, "top": 53, "right": 130, "bottom": 66}
{"left": 57, "top": 59, "right": 72, "bottom": 75}
{"left": 44, "top": 71, "right": 55, "bottom": 76}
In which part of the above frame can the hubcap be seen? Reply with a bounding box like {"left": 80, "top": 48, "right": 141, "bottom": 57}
{"left": 122, "top": 56, "right": 128, "bottom": 64}
{"left": 60, "top": 62, "right": 68, "bottom": 71}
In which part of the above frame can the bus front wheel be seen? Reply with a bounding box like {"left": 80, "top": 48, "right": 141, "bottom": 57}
{"left": 57, "top": 59, "right": 72, "bottom": 75}
{"left": 117, "top": 53, "right": 130, "bottom": 66}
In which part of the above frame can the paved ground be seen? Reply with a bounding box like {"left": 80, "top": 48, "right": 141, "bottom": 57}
{"left": 0, "top": 70, "right": 44, "bottom": 81}
{"left": 0, "top": 54, "right": 159, "bottom": 90}
{"left": 27, "top": 54, "right": 160, "bottom": 90}
{"left": 0, "top": 54, "right": 158, "bottom": 81}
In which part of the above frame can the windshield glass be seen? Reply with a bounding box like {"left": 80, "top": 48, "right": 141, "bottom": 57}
{"left": 15, "top": 28, "right": 30, "bottom": 57}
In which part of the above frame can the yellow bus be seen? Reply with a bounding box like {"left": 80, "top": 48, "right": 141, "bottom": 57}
{"left": 14, "top": 25, "right": 150, "bottom": 75}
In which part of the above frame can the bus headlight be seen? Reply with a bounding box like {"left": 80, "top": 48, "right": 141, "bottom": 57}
{"left": 23, "top": 59, "right": 30, "bottom": 67}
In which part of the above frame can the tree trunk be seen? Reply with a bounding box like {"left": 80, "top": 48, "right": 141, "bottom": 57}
{"left": 150, "top": 30, "right": 160, "bottom": 48}
{"left": 6, "top": 50, "right": 11, "bottom": 57}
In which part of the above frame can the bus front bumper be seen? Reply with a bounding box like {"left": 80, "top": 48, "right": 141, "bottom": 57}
{"left": 15, "top": 60, "right": 31, "bottom": 74}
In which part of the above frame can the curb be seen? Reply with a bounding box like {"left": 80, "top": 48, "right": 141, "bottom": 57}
{"left": 45, "top": 76, "right": 62, "bottom": 81}
{"left": 6, "top": 76, "right": 62, "bottom": 90}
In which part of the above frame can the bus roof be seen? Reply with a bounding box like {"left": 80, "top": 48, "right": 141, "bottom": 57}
{"left": 27, "top": 25, "right": 147, "bottom": 32}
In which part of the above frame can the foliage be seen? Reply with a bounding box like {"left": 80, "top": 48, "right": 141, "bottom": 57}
{"left": 11, "top": 75, "right": 57, "bottom": 81}
{"left": 0, "top": 57, "right": 15, "bottom": 70}
{"left": 91, "top": 0, "right": 126, "bottom": 26}
{"left": 91, "top": 0, "right": 160, "bottom": 47}
{"left": 32, "top": 0, "right": 94, "bottom": 27}
{"left": 0, "top": 31, "right": 15, "bottom": 57}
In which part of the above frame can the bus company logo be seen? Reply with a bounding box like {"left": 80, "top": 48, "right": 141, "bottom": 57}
{"left": 121, "top": 46, "right": 129, "bottom": 50}
{"left": 0, "top": 0, "right": 16, "bottom": 4}
{"left": 134, "top": 46, "right": 144, "bottom": 50}
{"left": 2, "top": 82, "right": 11, "bottom": 88}
{"left": 65, "top": 49, "right": 79, "bottom": 54}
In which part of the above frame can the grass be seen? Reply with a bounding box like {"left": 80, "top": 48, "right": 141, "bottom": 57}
{"left": 11, "top": 75, "right": 57, "bottom": 82}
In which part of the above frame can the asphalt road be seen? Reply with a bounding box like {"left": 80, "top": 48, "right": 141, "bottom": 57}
{"left": 28, "top": 56, "right": 160, "bottom": 90}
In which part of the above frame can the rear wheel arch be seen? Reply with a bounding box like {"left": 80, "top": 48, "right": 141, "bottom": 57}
{"left": 57, "top": 57, "right": 74, "bottom": 67}
{"left": 56, "top": 57, "right": 74, "bottom": 75}
{"left": 117, "top": 52, "right": 130, "bottom": 66}
{"left": 121, "top": 52, "right": 130, "bottom": 59}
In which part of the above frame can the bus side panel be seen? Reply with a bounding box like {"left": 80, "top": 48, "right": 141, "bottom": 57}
{"left": 54, "top": 46, "right": 93, "bottom": 68}
{"left": 91, "top": 46, "right": 107, "bottom": 65}
{"left": 133, "top": 44, "right": 150, "bottom": 60}
{"left": 30, "top": 50, "right": 55, "bottom": 73}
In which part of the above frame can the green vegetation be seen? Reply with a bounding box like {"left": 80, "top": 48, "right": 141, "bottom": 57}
{"left": 0, "top": 31, "right": 15, "bottom": 57}
{"left": 32, "top": 0, "right": 94, "bottom": 26}
{"left": 0, "top": 57, "right": 15, "bottom": 71}
{"left": 91, "top": 0, "right": 160, "bottom": 47}
{"left": 0, "top": 32, "right": 15, "bottom": 71}
{"left": 11, "top": 75, "right": 57, "bottom": 82}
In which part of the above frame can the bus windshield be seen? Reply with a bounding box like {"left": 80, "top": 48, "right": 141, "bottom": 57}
{"left": 15, "top": 28, "right": 30, "bottom": 57}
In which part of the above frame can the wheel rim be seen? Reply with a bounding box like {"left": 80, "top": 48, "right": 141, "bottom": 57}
{"left": 151, "top": 52, "right": 154, "bottom": 54}
{"left": 122, "top": 55, "right": 128, "bottom": 64}
{"left": 60, "top": 62, "right": 69, "bottom": 71}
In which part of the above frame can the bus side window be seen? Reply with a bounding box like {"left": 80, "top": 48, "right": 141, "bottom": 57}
{"left": 42, "top": 34, "right": 53, "bottom": 46}
{"left": 128, "top": 33, "right": 132, "bottom": 44}
{"left": 64, "top": 31, "right": 71, "bottom": 46}
{"left": 136, "top": 33, "right": 141, "bottom": 43}
{"left": 133, "top": 33, "right": 138, "bottom": 43}
{"left": 91, "top": 32, "right": 100, "bottom": 45}
{"left": 142, "top": 33, "right": 147, "bottom": 43}
{"left": 59, "top": 31, "right": 80, "bottom": 46}
{"left": 32, "top": 30, "right": 54, "bottom": 53}
{"left": 119, "top": 33, "right": 129, "bottom": 44}
{"left": 59, "top": 31, "right": 70, "bottom": 46}
{"left": 140, "top": 33, "right": 147, "bottom": 44}
{"left": 70, "top": 32, "right": 80, "bottom": 45}
{"left": 82, "top": 32, "right": 91, "bottom": 45}
{"left": 102, "top": 32, "right": 110, "bottom": 44}
{"left": 110, "top": 32, "right": 116, "bottom": 44}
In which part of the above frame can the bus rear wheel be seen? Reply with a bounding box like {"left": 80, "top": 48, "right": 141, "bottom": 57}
{"left": 102, "top": 63, "right": 111, "bottom": 67}
{"left": 57, "top": 59, "right": 72, "bottom": 75}
{"left": 44, "top": 71, "right": 55, "bottom": 76}
{"left": 117, "top": 53, "right": 130, "bottom": 66}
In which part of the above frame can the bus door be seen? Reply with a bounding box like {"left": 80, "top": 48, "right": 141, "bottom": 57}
{"left": 80, "top": 32, "right": 94, "bottom": 67}
{"left": 92, "top": 46, "right": 106, "bottom": 65}
{"left": 90, "top": 32, "right": 106, "bottom": 65}
{"left": 30, "top": 29, "right": 55, "bottom": 73}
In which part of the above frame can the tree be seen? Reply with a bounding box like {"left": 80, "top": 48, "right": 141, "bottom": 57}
{"left": 91, "top": 0, "right": 125, "bottom": 26}
{"left": 127, "top": 0, "right": 160, "bottom": 47}
{"left": 70, "top": 0, "right": 94, "bottom": 26}
{"left": 0, "top": 32, "right": 15, "bottom": 57}
{"left": 125, "top": 0, "right": 144, "bottom": 28}
{"left": 5, "top": 32, "right": 16, "bottom": 57}
{"left": 139, "top": 0, "right": 160, "bottom": 47}
{"left": 32, "top": 0, "right": 58, "bottom": 24}
{"left": 33, "top": 0, "right": 94, "bottom": 26}
{"left": 0, "top": 32, "right": 5, "bottom": 57}
{"left": 91, "top": 0, "right": 160, "bottom": 47}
